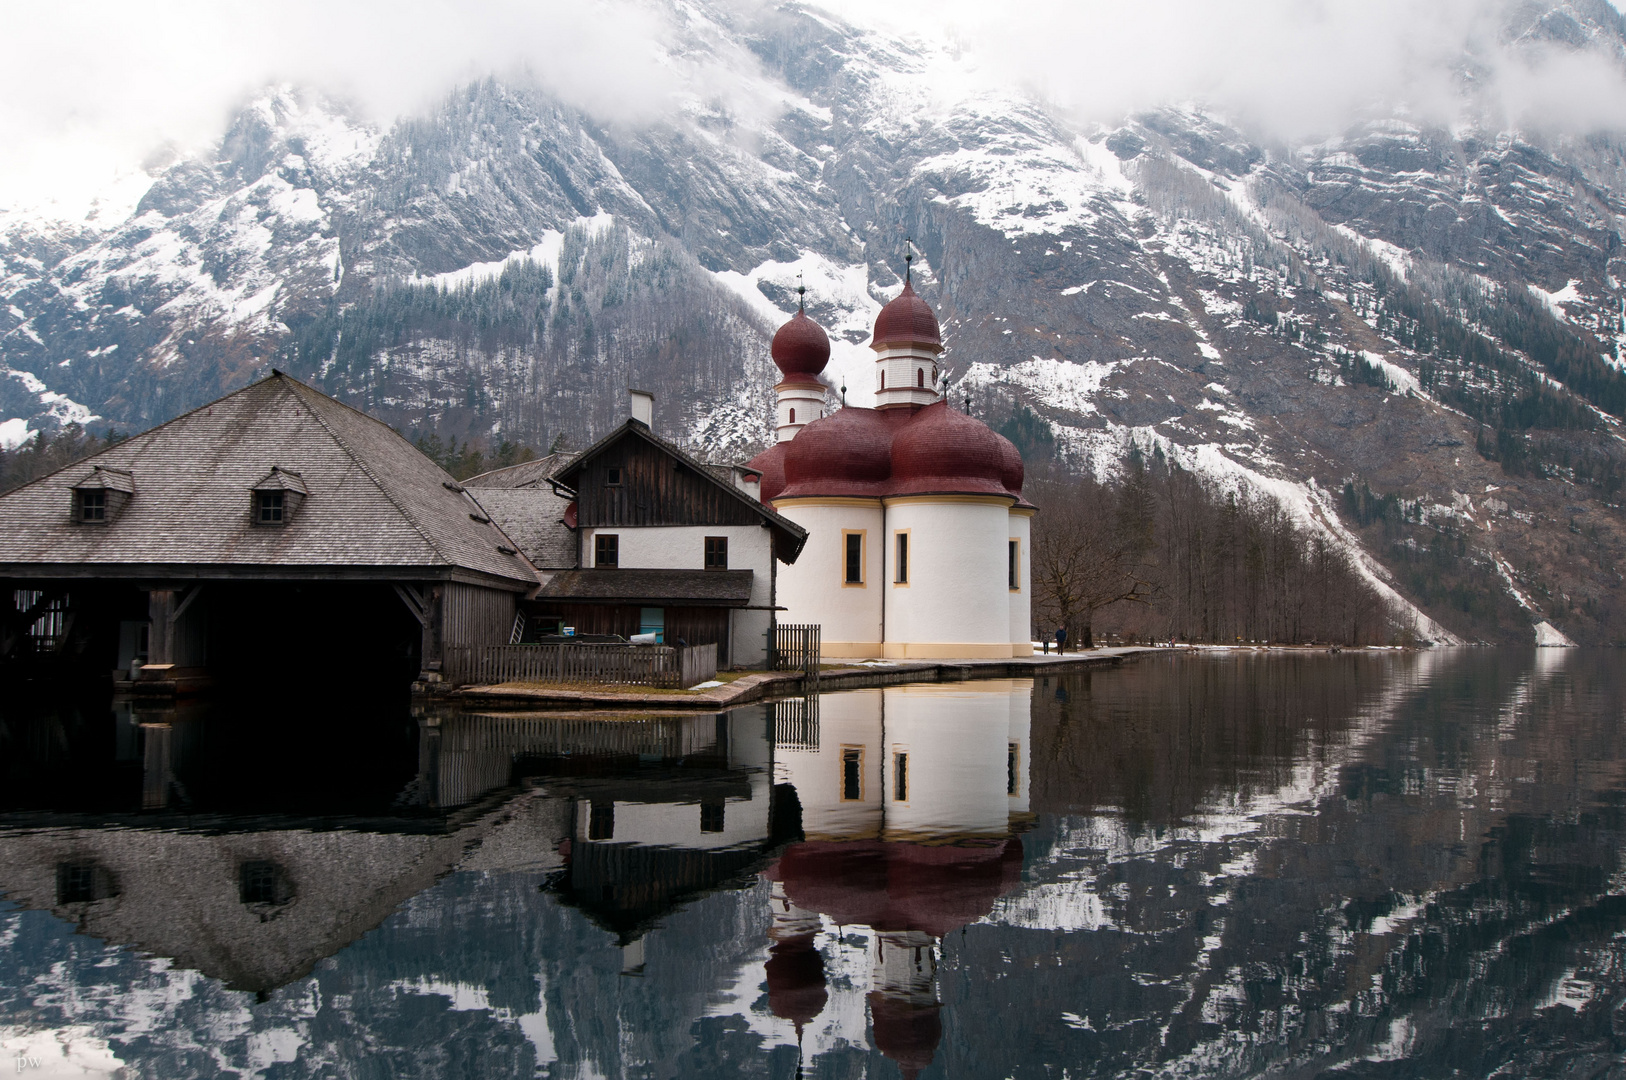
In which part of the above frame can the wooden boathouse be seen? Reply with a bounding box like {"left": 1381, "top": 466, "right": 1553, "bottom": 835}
{"left": 0, "top": 372, "right": 539, "bottom": 694}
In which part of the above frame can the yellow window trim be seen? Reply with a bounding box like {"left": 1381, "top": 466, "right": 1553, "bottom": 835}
{"left": 841, "top": 528, "right": 867, "bottom": 588}
{"left": 1009, "top": 536, "right": 1022, "bottom": 593}
{"left": 893, "top": 527, "right": 911, "bottom": 587}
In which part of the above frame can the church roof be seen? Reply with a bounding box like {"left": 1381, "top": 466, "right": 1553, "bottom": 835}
{"left": 0, "top": 373, "right": 538, "bottom": 587}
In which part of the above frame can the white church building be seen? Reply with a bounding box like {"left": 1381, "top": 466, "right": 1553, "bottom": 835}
{"left": 747, "top": 280, "right": 1035, "bottom": 659}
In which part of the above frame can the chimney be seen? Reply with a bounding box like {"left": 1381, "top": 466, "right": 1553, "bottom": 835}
{"left": 629, "top": 388, "right": 654, "bottom": 428}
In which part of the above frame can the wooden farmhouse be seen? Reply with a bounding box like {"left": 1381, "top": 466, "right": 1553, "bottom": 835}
{"left": 0, "top": 372, "right": 539, "bottom": 693}
{"left": 467, "top": 392, "right": 807, "bottom": 668}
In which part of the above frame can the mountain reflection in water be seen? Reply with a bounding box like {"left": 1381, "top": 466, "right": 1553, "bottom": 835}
{"left": 0, "top": 650, "right": 1624, "bottom": 1077}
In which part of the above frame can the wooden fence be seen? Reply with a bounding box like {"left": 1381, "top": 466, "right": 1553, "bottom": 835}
{"left": 442, "top": 642, "right": 717, "bottom": 689}
{"left": 770, "top": 624, "right": 821, "bottom": 677}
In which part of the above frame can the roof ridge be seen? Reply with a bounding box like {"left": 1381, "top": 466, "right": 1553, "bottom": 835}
{"left": 278, "top": 376, "right": 455, "bottom": 567}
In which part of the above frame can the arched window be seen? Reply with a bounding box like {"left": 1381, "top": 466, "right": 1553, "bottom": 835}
{"left": 880, "top": 371, "right": 885, "bottom": 389}
{"left": 789, "top": 408, "right": 795, "bottom": 424}
{"left": 917, "top": 368, "right": 924, "bottom": 387}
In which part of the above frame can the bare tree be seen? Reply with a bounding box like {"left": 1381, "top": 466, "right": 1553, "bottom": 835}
{"left": 1029, "top": 473, "right": 1158, "bottom": 650}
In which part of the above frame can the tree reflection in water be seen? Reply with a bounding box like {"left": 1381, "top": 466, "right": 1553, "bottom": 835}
{"left": 0, "top": 650, "right": 1623, "bottom": 1077}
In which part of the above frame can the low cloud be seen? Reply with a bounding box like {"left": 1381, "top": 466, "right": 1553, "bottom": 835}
{"left": 3, "top": 0, "right": 1624, "bottom": 219}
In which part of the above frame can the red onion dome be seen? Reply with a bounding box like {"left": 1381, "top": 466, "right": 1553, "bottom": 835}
{"left": 771, "top": 310, "right": 830, "bottom": 379}
{"left": 871, "top": 281, "right": 941, "bottom": 350}
{"left": 868, "top": 995, "right": 942, "bottom": 1080}
{"left": 777, "top": 408, "right": 895, "bottom": 500}
{"left": 997, "top": 430, "right": 1025, "bottom": 497}
{"left": 887, "top": 401, "right": 1014, "bottom": 498}
{"left": 744, "top": 441, "right": 788, "bottom": 503}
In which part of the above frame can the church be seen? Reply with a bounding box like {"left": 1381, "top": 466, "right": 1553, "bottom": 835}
{"left": 746, "top": 276, "right": 1035, "bottom": 659}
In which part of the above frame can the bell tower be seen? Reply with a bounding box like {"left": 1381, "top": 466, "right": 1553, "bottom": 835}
{"left": 871, "top": 243, "right": 943, "bottom": 411}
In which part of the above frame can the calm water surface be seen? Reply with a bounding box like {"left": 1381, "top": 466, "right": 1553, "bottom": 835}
{"left": 2, "top": 650, "right": 1624, "bottom": 1078}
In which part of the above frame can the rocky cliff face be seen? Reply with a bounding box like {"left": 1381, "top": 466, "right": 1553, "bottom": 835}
{"left": 4, "top": 1, "right": 1626, "bottom": 643}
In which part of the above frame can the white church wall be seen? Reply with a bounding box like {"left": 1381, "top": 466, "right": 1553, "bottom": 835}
{"left": 773, "top": 500, "right": 884, "bottom": 657}
{"left": 882, "top": 497, "right": 1013, "bottom": 658}
{"left": 879, "top": 683, "right": 1026, "bottom": 840}
{"left": 1009, "top": 510, "right": 1033, "bottom": 654}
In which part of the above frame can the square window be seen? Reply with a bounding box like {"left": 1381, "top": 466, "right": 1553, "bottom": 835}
{"left": 844, "top": 532, "right": 863, "bottom": 585}
{"left": 79, "top": 490, "right": 106, "bottom": 522}
{"left": 606, "top": 465, "right": 623, "bottom": 487}
{"left": 595, "top": 534, "right": 619, "bottom": 568}
{"left": 256, "top": 491, "right": 284, "bottom": 524}
{"left": 700, "top": 800, "right": 725, "bottom": 833}
{"left": 704, "top": 536, "right": 728, "bottom": 570}
{"left": 240, "top": 861, "right": 286, "bottom": 905}
{"left": 56, "top": 862, "right": 99, "bottom": 903}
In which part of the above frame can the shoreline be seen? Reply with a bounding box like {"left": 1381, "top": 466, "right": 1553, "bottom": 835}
{"left": 442, "top": 646, "right": 1166, "bottom": 712}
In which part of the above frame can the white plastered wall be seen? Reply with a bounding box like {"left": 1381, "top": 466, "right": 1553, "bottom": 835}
{"left": 1008, "top": 510, "right": 1033, "bottom": 655}
{"left": 578, "top": 523, "right": 775, "bottom": 666}
{"left": 882, "top": 498, "right": 1013, "bottom": 658}
{"left": 773, "top": 500, "right": 884, "bottom": 657}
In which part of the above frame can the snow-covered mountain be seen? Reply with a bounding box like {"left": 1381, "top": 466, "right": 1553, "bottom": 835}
{"left": 4, "top": 0, "right": 1626, "bottom": 643}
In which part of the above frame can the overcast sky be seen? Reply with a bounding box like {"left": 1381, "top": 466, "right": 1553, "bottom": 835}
{"left": 4, "top": 0, "right": 1625, "bottom": 221}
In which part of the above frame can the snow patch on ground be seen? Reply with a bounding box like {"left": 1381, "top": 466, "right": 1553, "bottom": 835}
{"left": 1534, "top": 620, "right": 1576, "bottom": 647}
{"left": 960, "top": 357, "right": 1119, "bottom": 415}
{"left": 415, "top": 213, "right": 616, "bottom": 291}
{"left": 1529, "top": 279, "right": 1582, "bottom": 322}
{"left": 1360, "top": 351, "right": 1421, "bottom": 396}
{"left": 0, "top": 417, "right": 34, "bottom": 449}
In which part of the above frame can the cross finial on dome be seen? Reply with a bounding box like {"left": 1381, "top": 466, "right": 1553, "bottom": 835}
{"left": 904, "top": 237, "right": 914, "bottom": 284}
{"left": 797, "top": 272, "right": 805, "bottom": 313}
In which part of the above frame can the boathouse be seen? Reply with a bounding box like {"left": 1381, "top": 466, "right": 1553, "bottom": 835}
{"left": 0, "top": 372, "right": 539, "bottom": 693}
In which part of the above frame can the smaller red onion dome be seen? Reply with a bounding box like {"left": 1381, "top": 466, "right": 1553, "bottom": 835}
{"left": 888, "top": 401, "right": 1012, "bottom": 498}
{"left": 772, "top": 311, "right": 831, "bottom": 379}
{"left": 765, "top": 933, "right": 828, "bottom": 1033}
{"left": 777, "top": 408, "right": 896, "bottom": 500}
{"left": 872, "top": 281, "right": 941, "bottom": 351}
{"left": 744, "top": 442, "right": 788, "bottom": 503}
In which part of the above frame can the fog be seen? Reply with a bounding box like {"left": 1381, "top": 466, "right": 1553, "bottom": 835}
{"left": 3, "top": 0, "right": 1624, "bottom": 219}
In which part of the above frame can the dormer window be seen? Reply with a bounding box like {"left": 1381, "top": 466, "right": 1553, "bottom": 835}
{"left": 71, "top": 466, "right": 134, "bottom": 524}
{"left": 256, "top": 491, "right": 284, "bottom": 523}
{"left": 251, "top": 467, "right": 307, "bottom": 527}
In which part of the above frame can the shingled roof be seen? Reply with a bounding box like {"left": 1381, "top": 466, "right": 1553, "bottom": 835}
{"left": 0, "top": 373, "right": 539, "bottom": 588}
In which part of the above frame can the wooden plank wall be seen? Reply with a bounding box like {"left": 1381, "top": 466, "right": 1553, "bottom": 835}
{"left": 443, "top": 583, "right": 517, "bottom": 649}
{"left": 576, "top": 436, "right": 761, "bottom": 528}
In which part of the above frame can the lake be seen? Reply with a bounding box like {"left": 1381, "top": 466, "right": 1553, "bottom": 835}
{"left": 1, "top": 649, "right": 1623, "bottom": 1078}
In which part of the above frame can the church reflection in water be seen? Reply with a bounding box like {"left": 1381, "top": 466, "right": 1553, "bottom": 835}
{"left": 0, "top": 680, "right": 1032, "bottom": 1073}
{"left": 763, "top": 683, "right": 1033, "bottom": 1077}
